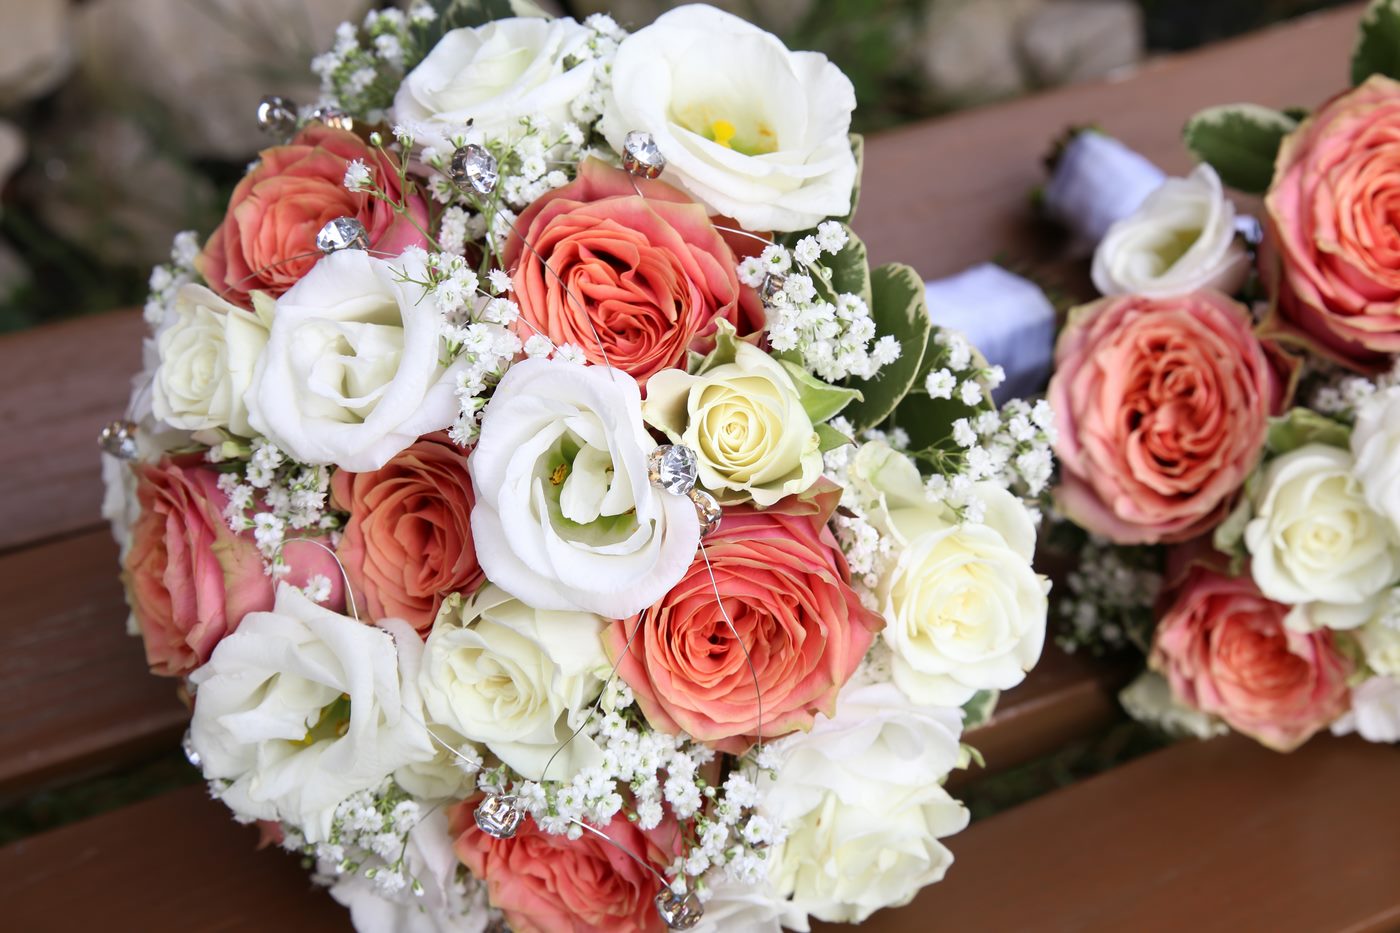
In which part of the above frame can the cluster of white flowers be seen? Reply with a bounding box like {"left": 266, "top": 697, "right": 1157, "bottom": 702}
{"left": 740, "top": 227, "right": 901, "bottom": 382}
{"left": 281, "top": 780, "right": 432, "bottom": 897}
{"left": 926, "top": 389, "right": 1056, "bottom": 521}
{"left": 567, "top": 14, "right": 626, "bottom": 126}
{"left": 821, "top": 419, "right": 902, "bottom": 604}
{"left": 1310, "top": 358, "right": 1400, "bottom": 421}
{"left": 313, "top": 4, "right": 438, "bottom": 121}
{"left": 142, "top": 230, "right": 200, "bottom": 326}
{"left": 1058, "top": 534, "right": 1162, "bottom": 655}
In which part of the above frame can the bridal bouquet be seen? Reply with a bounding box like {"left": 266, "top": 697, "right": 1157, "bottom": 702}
{"left": 1042, "top": 0, "right": 1400, "bottom": 752}
{"left": 100, "top": 2, "right": 1053, "bottom": 930}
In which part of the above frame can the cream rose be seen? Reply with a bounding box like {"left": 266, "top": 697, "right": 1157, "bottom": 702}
{"left": 643, "top": 337, "right": 824, "bottom": 506}
{"left": 763, "top": 680, "right": 969, "bottom": 929}
{"left": 468, "top": 357, "right": 700, "bottom": 618}
{"left": 187, "top": 585, "right": 434, "bottom": 843}
{"left": 392, "top": 17, "right": 594, "bottom": 155}
{"left": 600, "top": 5, "right": 857, "bottom": 232}
{"left": 419, "top": 586, "right": 607, "bottom": 782}
{"left": 1091, "top": 164, "right": 1249, "bottom": 298}
{"left": 151, "top": 283, "right": 268, "bottom": 436}
{"left": 1243, "top": 443, "right": 1400, "bottom": 607}
{"left": 1351, "top": 385, "right": 1400, "bottom": 537}
{"left": 851, "top": 441, "right": 1048, "bottom": 706}
{"left": 1357, "top": 591, "right": 1400, "bottom": 676}
{"left": 246, "top": 249, "right": 466, "bottom": 472}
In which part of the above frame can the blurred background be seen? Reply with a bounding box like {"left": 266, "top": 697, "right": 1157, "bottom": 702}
{"left": 0, "top": 0, "right": 1350, "bottom": 333}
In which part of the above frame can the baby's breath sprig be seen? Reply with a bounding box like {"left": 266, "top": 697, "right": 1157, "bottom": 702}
{"left": 143, "top": 230, "right": 201, "bottom": 326}
{"left": 1056, "top": 532, "right": 1163, "bottom": 656}
{"left": 312, "top": 5, "right": 440, "bottom": 121}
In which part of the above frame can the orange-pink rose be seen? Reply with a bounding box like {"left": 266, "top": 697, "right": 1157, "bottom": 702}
{"left": 606, "top": 483, "right": 882, "bottom": 752}
{"left": 122, "top": 455, "right": 342, "bottom": 676}
{"left": 331, "top": 434, "right": 484, "bottom": 634}
{"left": 198, "top": 125, "right": 430, "bottom": 308}
{"left": 451, "top": 796, "right": 677, "bottom": 933}
{"left": 1264, "top": 74, "right": 1400, "bottom": 369}
{"left": 1050, "top": 290, "right": 1293, "bottom": 545}
{"left": 503, "top": 158, "right": 763, "bottom": 387}
{"left": 1151, "top": 559, "right": 1352, "bottom": 751}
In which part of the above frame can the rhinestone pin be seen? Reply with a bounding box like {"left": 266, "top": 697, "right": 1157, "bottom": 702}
{"left": 255, "top": 95, "right": 298, "bottom": 138}
{"left": 622, "top": 131, "right": 665, "bottom": 179}
{"left": 689, "top": 488, "right": 722, "bottom": 537}
{"left": 316, "top": 216, "right": 370, "bottom": 254}
{"left": 181, "top": 730, "right": 202, "bottom": 769}
{"left": 98, "top": 420, "right": 139, "bottom": 460}
{"left": 449, "top": 144, "right": 499, "bottom": 196}
{"left": 474, "top": 793, "right": 526, "bottom": 839}
{"left": 308, "top": 105, "right": 354, "bottom": 132}
{"left": 760, "top": 272, "right": 786, "bottom": 306}
{"left": 648, "top": 445, "right": 699, "bottom": 496}
{"left": 655, "top": 889, "right": 703, "bottom": 930}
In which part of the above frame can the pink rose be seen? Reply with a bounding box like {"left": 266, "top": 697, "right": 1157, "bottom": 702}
{"left": 503, "top": 158, "right": 763, "bottom": 387}
{"left": 1264, "top": 74, "right": 1400, "bottom": 369}
{"left": 451, "top": 796, "right": 678, "bottom": 933}
{"left": 606, "top": 483, "right": 882, "bottom": 752}
{"left": 1151, "top": 558, "right": 1352, "bottom": 751}
{"left": 198, "top": 125, "right": 430, "bottom": 308}
{"left": 122, "top": 454, "right": 343, "bottom": 676}
{"left": 331, "top": 434, "right": 484, "bottom": 634}
{"left": 1050, "top": 291, "right": 1293, "bottom": 545}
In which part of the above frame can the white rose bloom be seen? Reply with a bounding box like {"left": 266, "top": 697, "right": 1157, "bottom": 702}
{"left": 152, "top": 283, "right": 268, "bottom": 436}
{"left": 763, "top": 680, "right": 969, "bottom": 929}
{"left": 850, "top": 441, "right": 1048, "bottom": 706}
{"left": 1356, "top": 590, "right": 1400, "bottom": 676}
{"left": 693, "top": 877, "right": 782, "bottom": 933}
{"left": 419, "top": 586, "right": 607, "bottom": 781}
{"left": 1119, "top": 671, "right": 1228, "bottom": 739}
{"left": 469, "top": 358, "right": 700, "bottom": 618}
{"left": 246, "top": 249, "right": 466, "bottom": 472}
{"left": 1091, "top": 163, "right": 1249, "bottom": 298}
{"left": 600, "top": 4, "right": 857, "bottom": 232}
{"left": 1351, "top": 384, "right": 1400, "bottom": 536}
{"left": 392, "top": 17, "right": 594, "bottom": 155}
{"left": 1244, "top": 443, "right": 1400, "bottom": 607}
{"left": 1330, "top": 676, "right": 1400, "bottom": 744}
{"left": 188, "top": 586, "right": 434, "bottom": 843}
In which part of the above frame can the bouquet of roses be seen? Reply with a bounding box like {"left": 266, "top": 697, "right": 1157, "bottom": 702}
{"left": 100, "top": 2, "right": 1055, "bottom": 930}
{"left": 1040, "top": 0, "right": 1400, "bottom": 752}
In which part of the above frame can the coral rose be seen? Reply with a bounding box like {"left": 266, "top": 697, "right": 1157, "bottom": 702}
{"left": 1049, "top": 290, "right": 1292, "bottom": 545}
{"left": 1264, "top": 74, "right": 1400, "bottom": 368}
{"left": 198, "top": 125, "right": 430, "bottom": 307}
{"left": 331, "top": 434, "right": 483, "bottom": 633}
{"left": 606, "top": 482, "right": 882, "bottom": 751}
{"left": 503, "top": 158, "right": 762, "bottom": 387}
{"left": 122, "top": 454, "right": 342, "bottom": 676}
{"left": 1151, "top": 558, "right": 1352, "bottom": 751}
{"left": 451, "top": 797, "right": 677, "bottom": 933}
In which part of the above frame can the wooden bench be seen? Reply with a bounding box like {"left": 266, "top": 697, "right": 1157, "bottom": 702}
{"left": 2, "top": 4, "right": 1395, "bottom": 930}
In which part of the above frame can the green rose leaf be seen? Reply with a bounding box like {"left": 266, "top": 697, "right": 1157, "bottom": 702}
{"left": 838, "top": 134, "right": 865, "bottom": 226}
{"left": 814, "top": 421, "right": 852, "bottom": 453}
{"left": 841, "top": 263, "right": 932, "bottom": 432}
{"left": 962, "top": 689, "right": 1000, "bottom": 730}
{"left": 1265, "top": 407, "right": 1352, "bottom": 455}
{"left": 1353, "top": 0, "right": 1400, "bottom": 85}
{"left": 1211, "top": 493, "right": 1253, "bottom": 569}
{"left": 1183, "top": 103, "right": 1298, "bottom": 194}
{"left": 779, "top": 360, "right": 862, "bottom": 424}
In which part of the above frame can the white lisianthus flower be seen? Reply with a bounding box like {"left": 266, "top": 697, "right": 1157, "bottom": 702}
{"left": 188, "top": 586, "right": 435, "bottom": 843}
{"left": 1091, "top": 164, "right": 1249, "bottom": 298}
{"left": 1331, "top": 676, "right": 1400, "bottom": 743}
{"left": 151, "top": 283, "right": 268, "bottom": 436}
{"left": 1118, "top": 671, "right": 1229, "bottom": 739}
{"left": 418, "top": 586, "right": 607, "bottom": 782}
{"left": 246, "top": 249, "right": 466, "bottom": 472}
{"left": 1243, "top": 443, "right": 1400, "bottom": 607}
{"left": 1351, "top": 384, "right": 1400, "bottom": 537}
{"left": 468, "top": 358, "right": 700, "bottom": 617}
{"left": 391, "top": 17, "right": 593, "bottom": 154}
{"left": 762, "top": 680, "right": 969, "bottom": 929}
{"left": 850, "top": 441, "right": 1048, "bottom": 706}
{"left": 600, "top": 5, "right": 857, "bottom": 232}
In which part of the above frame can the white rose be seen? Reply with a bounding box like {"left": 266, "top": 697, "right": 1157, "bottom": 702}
{"left": 600, "top": 5, "right": 857, "bottom": 233}
{"left": 419, "top": 585, "right": 607, "bottom": 781}
{"left": 1351, "top": 384, "right": 1400, "bottom": 536}
{"left": 188, "top": 585, "right": 434, "bottom": 843}
{"left": 851, "top": 441, "right": 1048, "bottom": 706}
{"left": 1118, "top": 671, "right": 1228, "bottom": 740}
{"left": 1357, "top": 590, "right": 1400, "bottom": 676}
{"left": 246, "top": 249, "right": 466, "bottom": 472}
{"left": 763, "top": 680, "right": 969, "bottom": 929}
{"left": 1091, "top": 164, "right": 1249, "bottom": 298}
{"left": 1244, "top": 443, "right": 1400, "bottom": 607}
{"left": 151, "top": 283, "right": 268, "bottom": 436}
{"left": 1330, "top": 676, "right": 1400, "bottom": 744}
{"left": 469, "top": 357, "right": 699, "bottom": 617}
{"left": 693, "top": 877, "right": 782, "bottom": 933}
{"left": 392, "top": 17, "right": 594, "bottom": 155}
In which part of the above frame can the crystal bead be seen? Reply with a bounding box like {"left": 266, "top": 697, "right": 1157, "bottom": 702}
{"left": 655, "top": 889, "right": 703, "bottom": 930}
{"left": 309, "top": 105, "right": 354, "bottom": 133}
{"left": 181, "top": 730, "right": 202, "bottom": 769}
{"left": 98, "top": 419, "right": 139, "bottom": 460}
{"left": 255, "top": 95, "right": 298, "bottom": 138}
{"left": 474, "top": 793, "right": 526, "bottom": 839}
{"left": 449, "top": 144, "right": 499, "bottom": 196}
{"left": 622, "top": 131, "right": 665, "bottom": 179}
{"left": 316, "top": 216, "right": 370, "bottom": 254}
{"left": 689, "top": 488, "right": 722, "bottom": 537}
{"left": 760, "top": 272, "right": 786, "bottom": 305}
{"left": 648, "top": 445, "right": 699, "bottom": 496}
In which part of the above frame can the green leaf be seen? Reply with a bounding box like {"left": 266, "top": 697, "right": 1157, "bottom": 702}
{"left": 839, "top": 134, "right": 864, "bottom": 226}
{"left": 1353, "top": 0, "right": 1400, "bottom": 85}
{"left": 962, "top": 689, "right": 1000, "bottom": 730}
{"left": 894, "top": 325, "right": 995, "bottom": 456}
{"left": 840, "top": 263, "right": 932, "bottom": 432}
{"left": 825, "top": 223, "right": 872, "bottom": 311}
{"left": 814, "top": 421, "right": 852, "bottom": 453}
{"left": 1265, "top": 407, "right": 1352, "bottom": 455}
{"left": 1211, "top": 493, "right": 1253, "bottom": 566}
{"left": 1184, "top": 104, "right": 1298, "bottom": 194}
{"left": 779, "top": 360, "right": 861, "bottom": 424}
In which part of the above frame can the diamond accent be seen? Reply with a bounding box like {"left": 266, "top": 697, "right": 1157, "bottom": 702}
{"left": 689, "top": 488, "right": 722, "bottom": 537}
{"left": 474, "top": 793, "right": 526, "bottom": 839}
{"left": 655, "top": 889, "right": 703, "bottom": 930}
{"left": 308, "top": 105, "right": 354, "bottom": 132}
{"left": 648, "top": 445, "right": 699, "bottom": 496}
{"left": 760, "top": 272, "right": 786, "bottom": 305}
{"left": 98, "top": 420, "right": 139, "bottom": 460}
{"left": 181, "top": 730, "right": 202, "bottom": 770}
{"left": 255, "top": 95, "right": 298, "bottom": 138}
{"left": 622, "top": 131, "right": 665, "bottom": 179}
{"left": 315, "top": 216, "right": 370, "bottom": 254}
{"left": 449, "top": 144, "right": 499, "bottom": 195}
